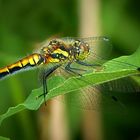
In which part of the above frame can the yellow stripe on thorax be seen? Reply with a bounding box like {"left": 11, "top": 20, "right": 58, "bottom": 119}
{"left": 49, "top": 58, "right": 60, "bottom": 63}
{"left": 48, "top": 48, "right": 69, "bottom": 63}
{"left": 53, "top": 49, "right": 69, "bottom": 57}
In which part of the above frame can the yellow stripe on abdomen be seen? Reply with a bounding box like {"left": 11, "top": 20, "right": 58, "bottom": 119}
{"left": 0, "top": 53, "right": 44, "bottom": 79}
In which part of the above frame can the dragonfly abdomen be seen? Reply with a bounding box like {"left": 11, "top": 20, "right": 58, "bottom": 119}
{"left": 0, "top": 53, "right": 44, "bottom": 79}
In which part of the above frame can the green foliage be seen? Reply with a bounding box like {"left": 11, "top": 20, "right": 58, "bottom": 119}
{"left": 0, "top": 136, "right": 10, "bottom": 140}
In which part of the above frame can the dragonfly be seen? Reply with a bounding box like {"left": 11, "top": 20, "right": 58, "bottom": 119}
{"left": 0, "top": 37, "right": 139, "bottom": 109}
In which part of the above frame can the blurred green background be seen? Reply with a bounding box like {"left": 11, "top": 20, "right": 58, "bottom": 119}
{"left": 0, "top": 0, "right": 140, "bottom": 140}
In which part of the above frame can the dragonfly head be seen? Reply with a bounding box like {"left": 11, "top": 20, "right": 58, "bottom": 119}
{"left": 73, "top": 40, "right": 89, "bottom": 60}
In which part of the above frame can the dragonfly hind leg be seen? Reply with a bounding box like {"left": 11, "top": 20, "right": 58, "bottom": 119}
{"left": 36, "top": 65, "right": 61, "bottom": 105}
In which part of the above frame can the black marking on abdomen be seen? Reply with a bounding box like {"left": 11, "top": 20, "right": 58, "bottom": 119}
{"left": 0, "top": 71, "right": 9, "bottom": 79}
{"left": 37, "top": 55, "right": 45, "bottom": 65}
{"left": 8, "top": 66, "right": 22, "bottom": 74}
{"left": 24, "top": 63, "right": 36, "bottom": 68}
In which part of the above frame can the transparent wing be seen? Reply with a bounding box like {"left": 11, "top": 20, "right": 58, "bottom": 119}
{"left": 53, "top": 76, "right": 140, "bottom": 111}
{"left": 80, "top": 36, "right": 112, "bottom": 58}
{"left": 54, "top": 82, "right": 127, "bottom": 111}
{"left": 100, "top": 76, "right": 140, "bottom": 93}
{"left": 46, "top": 64, "right": 139, "bottom": 111}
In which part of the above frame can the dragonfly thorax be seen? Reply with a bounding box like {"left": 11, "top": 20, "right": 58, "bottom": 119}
{"left": 41, "top": 39, "right": 69, "bottom": 63}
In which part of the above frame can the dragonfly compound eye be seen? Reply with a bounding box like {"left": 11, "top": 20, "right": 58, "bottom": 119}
{"left": 74, "top": 40, "right": 90, "bottom": 60}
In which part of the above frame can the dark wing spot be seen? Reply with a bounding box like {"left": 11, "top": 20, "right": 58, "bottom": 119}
{"left": 111, "top": 96, "right": 118, "bottom": 102}
{"left": 137, "top": 67, "right": 140, "bottom": 71}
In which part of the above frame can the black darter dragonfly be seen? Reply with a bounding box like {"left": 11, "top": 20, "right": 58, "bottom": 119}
{"left": 0, "top": 37, "right": 140, "bottom": 109}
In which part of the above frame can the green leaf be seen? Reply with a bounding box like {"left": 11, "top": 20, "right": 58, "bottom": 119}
{"left": 0, "top": 76, "right": 65, "bottom": 125}
{"left": 0, "top": 136, "right": 10, "bottom": 140}
{"left": 0, "top": 47, "right": 140, "bottom": 126}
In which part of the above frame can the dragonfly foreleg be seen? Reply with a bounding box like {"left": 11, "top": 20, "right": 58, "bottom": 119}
{"left": 76, "top": 60, "right": 101, "bottom": 67}
{"left": 65, "top": 62, "right": 82, "bottom": 76}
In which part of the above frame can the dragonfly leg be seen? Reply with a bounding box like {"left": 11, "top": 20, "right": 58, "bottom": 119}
{"left": 66, "top": 65, "right": 86, "bottom": 72}
{"left": 37, "top": 64, "right": 61, "bottom": 105}
{"left": 65, "top": 62, "right": 82, "bottom": 76}
{"left": 76, "top": 60, "right": 101, "bottom": 67}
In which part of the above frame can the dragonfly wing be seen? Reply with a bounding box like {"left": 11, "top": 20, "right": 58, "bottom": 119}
{"left": 80, "top": 36, "right": 112, "bottom": 64}
{"left": 54, "top": 86, "right": 100, "bottom": 110}
{"left": 49, "top": 66, "right": 125, "bottom": 111}
{"left": 54, "top": 85, "right": 125, "bottom": 111}
{"left": 52, "top": 66, "right": 140, "bottom": 110}
{"left": 100, "top": 76, "right": 140, "bottom": 93}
